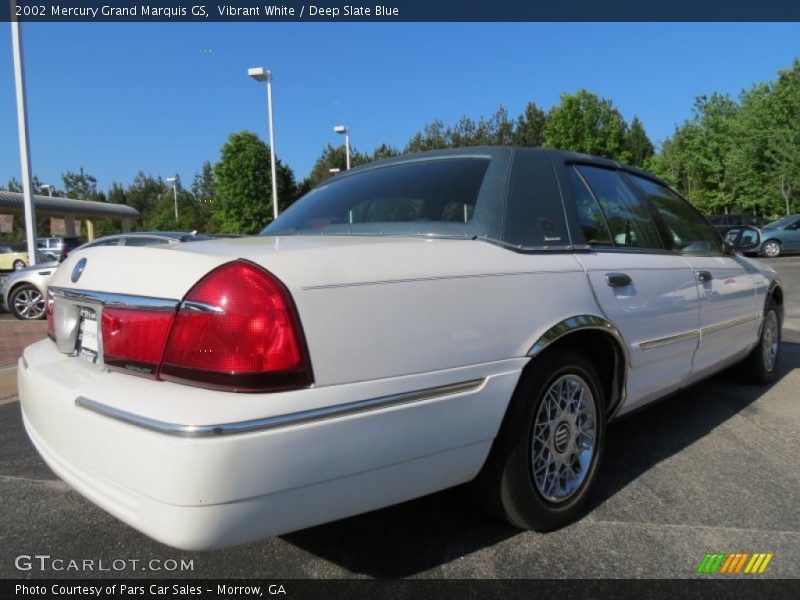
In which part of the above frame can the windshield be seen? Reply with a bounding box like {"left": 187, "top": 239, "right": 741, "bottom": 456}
{"left": 262, "top": 158, "right": 491, "bottom": 238}
{"left": 765, "top": 215, "right": 797, "bottom": 229}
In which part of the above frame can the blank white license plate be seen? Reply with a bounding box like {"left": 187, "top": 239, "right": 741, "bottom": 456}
{"left": 77, "top": 307, "right": 99, "bottom": 364}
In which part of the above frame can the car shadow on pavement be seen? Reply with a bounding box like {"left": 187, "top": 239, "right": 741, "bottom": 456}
{"left": 283, "top": 341, "right": 799, "bottom": 578}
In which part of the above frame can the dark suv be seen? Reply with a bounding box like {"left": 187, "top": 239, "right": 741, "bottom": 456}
{"left": 707, "top": 214, "right": 765, "bottom": 235}
{"left": 36, "top": 236, "right": 83, "bottom": 261}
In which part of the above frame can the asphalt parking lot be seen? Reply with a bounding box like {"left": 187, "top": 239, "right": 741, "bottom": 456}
{"left": 1, "top": 258, "right": 799, "bottom": 579}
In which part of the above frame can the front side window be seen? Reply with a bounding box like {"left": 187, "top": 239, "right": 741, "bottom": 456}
{"left": 576, "top": 166, "right": 663, "bottom": 250}
{"left": 264, "top": 158, "right": 490, "bottom": 238}
{"left": 630, "top": 175, "right": 720, "bottom": 254}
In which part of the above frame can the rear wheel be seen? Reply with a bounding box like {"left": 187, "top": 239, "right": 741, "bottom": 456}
{"left": 762, "top": 240, "right": 782, "bottom": 258}
{"left": 9, "top": 284, "right": 46, "bottom": 320}
{"left": 739, "top": 299, "right": 781, "bottom": 384}
{"left": 472, "top": 351, "right": 606, "bottom": 531}
{"left": 12, "top": 259, "right": 26, "bottom": 271}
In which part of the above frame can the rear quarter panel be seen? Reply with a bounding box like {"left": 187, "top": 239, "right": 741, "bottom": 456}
{"left": 288, "top": 244, "right": 601, "bottom": 385}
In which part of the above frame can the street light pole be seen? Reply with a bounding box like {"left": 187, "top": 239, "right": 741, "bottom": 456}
{"left": 334, "top": 125, "right": 350, "bottom": 170}
{"left": 10, "top": 16, "right": 37, "bottom": 266}
{"left": 166, "top": 177, "right": 178, "bottom": 221}
{"left": 248, "top": 67, "right": 279, "bottom": 221}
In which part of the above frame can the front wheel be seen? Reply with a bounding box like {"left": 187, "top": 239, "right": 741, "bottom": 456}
{"left": 472, "top": 351, "right": 606, "bottom": 531}
{"left": 739, "top": 300, "right": 781, "bottom": 384}
{"left": 9, "top": 284, "right": 46, "bottom": 320}
{"left": 762, "top": 240, "right": 782, "bottom": 258}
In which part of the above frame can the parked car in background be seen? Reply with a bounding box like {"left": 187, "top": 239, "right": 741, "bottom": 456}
{"left": 707, "top": 213, "right": 765, "bottom": 235}
{"left": 757, "top": 214, "right": 800, "bottom": 258}
{"left": 37, "top": 236, "right": 83, "bottom": 262}
{"left": 20, "top": 148, "right": 783, "bottom": 550}
{"left": 2, "top": 232, "right": 214, "bottom": 319}
{"left": 0, "top": 244, "right": 31, "bottom": 271}
{"left": 0, "top": 244, "right": 49, "bottom": 272}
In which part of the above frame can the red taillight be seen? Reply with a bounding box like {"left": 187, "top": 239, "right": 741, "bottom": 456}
{"left": 159, "top": 260, "right": 312, "bottom": 392}
{"left": 101, "top": 308, "right": 175, "bottom": 377}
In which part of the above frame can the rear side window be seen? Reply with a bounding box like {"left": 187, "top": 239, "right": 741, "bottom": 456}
{"left": 577, "top": 166, "right": 663, "bottom": 250}
{"left": 264, "top": 158, "right": 490, "bottom": 238}
{"left": 566, "top": 168, "right": 613, "bottom": 246}
{"left": 630, "top": 175, "right": 721, "bottom": 254}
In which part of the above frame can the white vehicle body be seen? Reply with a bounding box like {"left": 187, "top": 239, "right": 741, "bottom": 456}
{"left": 19, "top": 148, "right": 782, "bottom": 549}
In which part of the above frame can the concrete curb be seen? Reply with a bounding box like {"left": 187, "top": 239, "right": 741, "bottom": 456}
{"left": 0, "top": 366, "right": 17, "bottom": 400}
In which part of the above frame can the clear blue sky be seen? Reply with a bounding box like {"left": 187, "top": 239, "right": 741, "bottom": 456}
{"left": 1, "top": 22, "right": 799, "bottom": 193}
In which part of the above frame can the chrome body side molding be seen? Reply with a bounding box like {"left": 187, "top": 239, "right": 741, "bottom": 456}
{"left": 636, "top": 314, "right": 760, "bottom": 351}
{"left": 700, "top": 314, "right": 759, "bottom": 336}
{"left": 638, "top": 330, "right": 700, "bottom": 351}
{"left": 75, "top": 378, "right": 486, "bottom": 437}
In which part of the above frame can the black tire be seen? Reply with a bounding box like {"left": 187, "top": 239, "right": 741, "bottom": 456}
{"left": 739, "top": 299, "right": 781, "bottom": 384}
{"left": 761, "top": 240, "right": 782, "bottom": 258}
{"left": 12, "top": 259, "right": 26, "bottom": 271}
{"left": 472, "top": 350, "right": 607, "bottom": 531}
{"left": 9, "top": 284, "right": 46, "bottom": 320}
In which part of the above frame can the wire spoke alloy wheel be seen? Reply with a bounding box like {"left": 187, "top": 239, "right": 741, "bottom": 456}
{"left": 531, "top": 374, "right": 597, "bottom": 503}
{"left": 13, "top": 288, "right": 45, "bottom": 320}
{"left": 762, "top": 310, "right": 779, "bottom": 373}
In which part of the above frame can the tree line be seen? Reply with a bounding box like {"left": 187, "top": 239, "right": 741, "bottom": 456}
{"left": 3, "top": 59, "right": 798, "bottom": 239}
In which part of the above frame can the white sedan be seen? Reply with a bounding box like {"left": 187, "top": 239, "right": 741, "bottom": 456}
{"left": 19, "top": 148, "right": 783, "bottom": 550}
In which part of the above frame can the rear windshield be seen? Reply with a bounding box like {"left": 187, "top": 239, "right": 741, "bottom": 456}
{"left": 263, "top": 158, "right": 490, "bottom": 238}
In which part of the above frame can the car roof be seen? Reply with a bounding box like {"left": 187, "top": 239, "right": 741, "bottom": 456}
{"left": 89, "top": 231, "right": 207, "bottom": 242}
{"left": 338, "top": 146, "right": 671, "bottom": 188}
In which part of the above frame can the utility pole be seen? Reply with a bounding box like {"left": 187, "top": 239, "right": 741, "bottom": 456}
{"left": 10, "top": 12, "right": 38, "bottom": 265}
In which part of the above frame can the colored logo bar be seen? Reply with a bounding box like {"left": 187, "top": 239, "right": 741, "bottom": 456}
{"left": 696, "top": 552, "right": 773, "bottom": 574}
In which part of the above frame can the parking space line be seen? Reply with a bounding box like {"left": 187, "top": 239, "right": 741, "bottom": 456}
{"left": 584, "top": 518, "right": 800, "bottom": 537}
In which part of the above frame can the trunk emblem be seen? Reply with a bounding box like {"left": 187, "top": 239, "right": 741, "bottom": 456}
{"left": 71, "top": 258, "right": 87, "bottom": 283}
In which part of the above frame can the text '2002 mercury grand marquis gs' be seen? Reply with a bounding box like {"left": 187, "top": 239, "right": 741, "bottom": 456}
{"left": 19, "top": 148, "right": 782, "bottom": 550}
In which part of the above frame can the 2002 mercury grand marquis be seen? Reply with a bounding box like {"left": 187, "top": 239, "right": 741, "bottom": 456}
{"left": 19, "top": 147, "right": 783, "bottom": 550}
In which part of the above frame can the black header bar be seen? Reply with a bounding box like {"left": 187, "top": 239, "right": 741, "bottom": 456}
{"left": 4, "top": 579, "right": 800, "bottom": 600}
{"left": 3, "top": 0, "right": 800, "bottom": 22}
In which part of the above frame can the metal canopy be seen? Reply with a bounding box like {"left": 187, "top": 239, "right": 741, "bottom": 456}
{"left": 0, "top": 191, "right": 140, "bottom": 219}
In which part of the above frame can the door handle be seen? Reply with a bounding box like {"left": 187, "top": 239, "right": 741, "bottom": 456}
{"left": 696, "top": 271, "right": 713, "bottom": 283}
{"left": 606, "top": 272, "right": 632, "bottom": 287}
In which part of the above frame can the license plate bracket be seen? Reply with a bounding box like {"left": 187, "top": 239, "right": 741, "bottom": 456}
{"left": 76, "top": 307, "right": 99, "bottom": 364}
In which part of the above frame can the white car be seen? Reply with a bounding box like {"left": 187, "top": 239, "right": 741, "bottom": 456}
{"left": 19, "top": 148, "right": 783, "bottom": 550}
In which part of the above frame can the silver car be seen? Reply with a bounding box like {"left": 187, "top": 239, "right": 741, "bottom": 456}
{"left": 1, "top": 232, "right": 213, "bottom": 320}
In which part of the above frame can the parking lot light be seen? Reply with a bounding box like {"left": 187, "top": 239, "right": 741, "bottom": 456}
{"left": 11, "top": 19, "right": 38, "bottom": 266}
{"left": 249, "top": 66, "right": 279, "bottom": 220}
{"left": 166, "top": 177, "right": 178, "bottom": 221}
{"left": 41, "top": 184, "right": 53, "bottom": 197}
{"left": 334, "top": 125, "right": 350, "bottom": 170}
